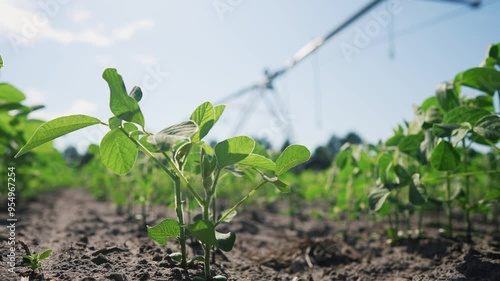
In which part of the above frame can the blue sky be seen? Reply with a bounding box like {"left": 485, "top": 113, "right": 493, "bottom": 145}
{"left": 1, "top": 0, "right": 499, "bottom": 152}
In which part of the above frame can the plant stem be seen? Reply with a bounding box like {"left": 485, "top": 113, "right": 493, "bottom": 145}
{"left": 129, "top": 128, "right": 205, "bottom": 205}
{"left": 215, "top": 181, "right": 267, "bottom": 227}
{"left": 446, "top": 171, "right": 453, "bottom": 238}
{"left": 173, "top": 176, "right": 187, "bottom": 268}
{"left": 203, "top": 197, "right": 211, "bottom": 280}
{"left": 462, "top": 139, "right": 472, "bottom": 241}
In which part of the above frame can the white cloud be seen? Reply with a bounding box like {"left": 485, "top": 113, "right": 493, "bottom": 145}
{"left": 30, "top": 99, "right": 99, "bottom": 121}
{"left": 72, "top": 10, "right": 92, "bottom": 22}
{"left": 0, "top": 1, "right": 155, "bottom": 49}
{"left": 113, "top": 19, "right": 155, "bottom": 40}
{"left": 24, "top": 88, "right": 47, "bottom": 106}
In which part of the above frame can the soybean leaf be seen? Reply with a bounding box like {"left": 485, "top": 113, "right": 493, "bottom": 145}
{"left": 473, "top": 115, "right": 500, "bottom": 141}
{"left": 216, "top": 231, "right": 236, "bottom": 252}
{"left": 0, "top": 83, "right": 25, "bottom": 103}
{"left": 129, "top": 86, "right": 143, "bottom": 102}
{"left": 100, "top": 128, "right": 138, "bottom": 175}
{"left": 433, "top": 123, "right": 460, "bottom": 138}
{"left": 39, "top": 250, "right": 52, "bottom": 260}
{"left": 16, "top": 115, "right": 101, "bottom": 157}
{"left": 190, "top": 102, "right": 215, "bottom": 142}
{"left": 368, "top": 186, "right": 391, "bottom": 211}
{"left": 430, "top": 140, "right": 460, "bottom": 171}
{"left": 398, "top": 134, "right": 424, "bottom": 158}
{"left": 0, "top": 55, "right": 3, "bottom": 69}
{"left": 108, "top": 117, "right": 121, "bottom": 129}
{"left": 102, "top": 68, "right": 145, "bottom": 127}
{"left": 275, "top": 145, "right": 311, "bottom": 176}
{"left": 454, "top": 67, "right": 500, "bottom": 96}
{"left": 452, "top": 123, "right": 471, "bottom": 147}
{"left": 435, "top": 82, "right": 459, "bottom": 112}
{"left": 215, "top": 136, "right": 255, "bottom": 168}
{"left": 147, "top": 120, "right": 198, "bottom": 151}
{"left": 238, "top": 154, "right": 276, "bottom": 171}
{"left": 147, "top": 219, "right": 181, "bottom": 245}
{"left": 443, "top": 106, "right": 490, "bottom": 125}
{"left": 421, "top": 96, "right": 440, "bottom": 112}
{"left": 269, "top": 179, "right": 291, "bottom": 193}
{"left": 409, "top": 174, "right": 427, "bottom": 205}
{"left": 187, "top": 220, "right": 217, "bottom": 246}
{"left": 214, "top": 104, "right": 226, "bottom": 122}
{"left": 424, "top": 106, "right": 443, "bottom": 126}
{"left": 335, "top": 147, "right": 352, "bottom": 169}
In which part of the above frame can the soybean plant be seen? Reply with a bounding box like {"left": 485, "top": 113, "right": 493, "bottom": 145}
{"left": 16, "top": 68, "right": 310, "bottom": 280}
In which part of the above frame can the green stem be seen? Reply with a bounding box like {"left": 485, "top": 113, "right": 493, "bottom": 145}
{"left": 203, "top": 196, "right": 211, "bottom": 280}
{"left": 215, "top": 181, "right": 267, "bottom": 227}
{"left": 210, "top": 169, "right": 222, "bottom": 223}
{"left": 446, "top": 171, "right": 453, "bottom": 238}
{"left": 119, "top": 128, "right": 204, "bottom": 205}
{"left": 462, "top": 139, "right": 472, "bottom": 241}
{"left": 173, "top": 176, "right": 187, "bottom": 268}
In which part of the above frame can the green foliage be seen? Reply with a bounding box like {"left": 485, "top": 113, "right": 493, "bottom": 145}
{"left": 15, "top": 68, "right": 311, "bottom": 281}
{"left": 24, "top": 249, "right": 52, "bottom": 270}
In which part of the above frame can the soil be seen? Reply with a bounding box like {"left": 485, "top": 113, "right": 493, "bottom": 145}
{"left": 1, "top": 188, "right": 500, "bottom": 281}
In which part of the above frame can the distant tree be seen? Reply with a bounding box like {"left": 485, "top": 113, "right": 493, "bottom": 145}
{"left": 254, "top": 137, "right": 272, "bottom": 150}
{"left": 341, "top": 131, "right": 363, "bottom": 145}
{"left": 63, "top": 146, "right": 80, "bottom": 167}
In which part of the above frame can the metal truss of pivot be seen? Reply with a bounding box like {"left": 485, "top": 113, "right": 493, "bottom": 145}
{"left": 217, "top": 0, "right": 482, "bottom": 137}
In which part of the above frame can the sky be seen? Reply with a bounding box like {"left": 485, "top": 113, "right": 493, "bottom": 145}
{"left": 1, "top": 0, "right": 499, "bottom": 153}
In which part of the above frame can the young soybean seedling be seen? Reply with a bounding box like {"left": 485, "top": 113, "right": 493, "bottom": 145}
{"left": 24, "top": 249, "right": 52, "bottom": 271}
{"left": 15, "top": 68, "right": 311, "bottom": 281}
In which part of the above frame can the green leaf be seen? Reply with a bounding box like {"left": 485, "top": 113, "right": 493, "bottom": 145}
{"left": 238, "top": 154, "right": 275, "bottom": 171}
{"left": 147, "top": 120, "right": 198, "bottom": 151}
{"left": 368, "top": 186, "right": 391, "bottom": 211}
{"left": 435, "top": 82, "right": 459, "bottom": 112}
{"left": 454, "top": 67, "right": 500, "bottom": 96}
{"left": 100, "top": 128, "right": 138, "bottom": 175}
{"left": 0, "top": 55, "right": 3, "bottom": 69}
{"left": 473, "top": 115, "right": 500, "bottom": 141}
{"left": 214, "top": 104, "right": 226, "bottom": 122}
{"left": 129, "top": 86, "right": 143, "bottom": 102}
{"left": 39, "top": 249, "right": 52, "bottom": 260}
{"left": 190, "top": 102, "right": 215, "bottom": 142}
{"left": 108, "top": 117, "right": 121, "bottom": 129}
{"left": 443, "top": 106, "right": 490, "bottom": 125}
{"left": 0, "top": 83, "right": 26, "bottom": 103}
{"left": 102, "top": 68, "right": 145, "bottom": 127}
{"left": 430, "top": 140, "right": 460, "bottom": 171}
{"left": 451, "top": 123, "right": 471, "bottom": 147}
{"left": 409, "top": 174, "right": 427, "bottom": 205}
{"left": 147, "top": 219, "right": 181, "bottom": 245}
{"left": 423, "top": 106, "right": 443, "bottom": 126}
{"left": 270, "top": 179, "right": 291, "bottom": 193}
{"left": 275, "top": 145, "right": 311, "bottom": 176}
{"left": 433, "top": 123, "right": 460, "bottom": 138}
{"left": 187, "top": 220, "right": 217, "bottom": 246}
{"left": 16, "top": 115, "right": 101, "bottom": 158}
{"left": 398, "top": 134, "right": 424, "bottom": 156}
{"left": 215, "top": 136, "right": 255, "bottom": 168}
{"left": 421, "top": 96, "right": 440, "bottom": 112}
{"left": 335, "top": 147, "right": 352, "bottom": 169}
{"left": 216, "top": 231, "right": 236, "bottom": 252}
